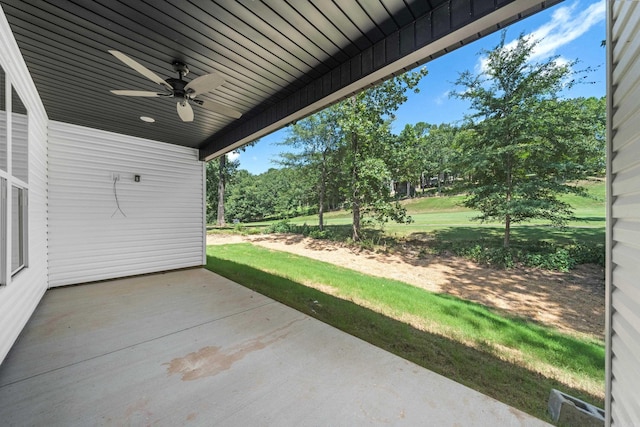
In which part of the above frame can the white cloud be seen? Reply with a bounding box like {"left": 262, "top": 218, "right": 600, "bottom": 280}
{"left": 475, "top": 0, "right": 604, "bottom": 72}
{"left": 527, "top": 0, "right": 604, "bottom": 61}
{"left": 476, "top": 56, "right": 490, "bottom": 74}
{"left": 227, "top": 151, "right": 240, "bottom": 161}
{"left": 552, "top": 56, "right": 571, "bottom": 69}
{"left": 435, "top": 90, "right": 450, "bottom": 105}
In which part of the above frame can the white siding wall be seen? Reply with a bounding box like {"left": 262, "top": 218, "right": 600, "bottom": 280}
{"left": 48, "top": 121, "right": 205, "bottom": 287}
{"left": 607, "top": 1, "right": 640, "bottom": 425}
{"left": 0, "top": 6, "right": 49, "bottom": 363}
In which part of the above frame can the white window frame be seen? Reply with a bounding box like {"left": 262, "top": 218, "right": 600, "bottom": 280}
{"left": 10, "top": 184, "right": 27, "bottom": 276}
{"left": 0, "top": 179, "right": 5, "bottom": 284}
{"left": 0, "top": 66, "right": 29, "bottom": 286}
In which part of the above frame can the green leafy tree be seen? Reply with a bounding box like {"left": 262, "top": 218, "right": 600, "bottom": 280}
{"left": 208, "top": 141, "right": 258, "bottom": 226}
{"left": 224, "top": 170, "right": 255, "bottom": 222}
{"left": 257, "top": 167, "right": 307, "bottom": 219}
{"left": 224, "top": 167, "right": 309, "bottom": 222}
{"left": 393, "top": 123, "right": 429, "bottom": 197}
{"left": 454, "top": 32, "right": 601, "bottom": 247}
{"left": 206, "top": 155, "right": 239, "bottom": 225}
{"left": 337, "top": 68, "right": 427, "bottom": 240}
{"left": 279, "top": 107, "right": 342, "bottom": 230}
{"left": 216, "top": 154, "right": 233, "bottom": 226}
{"left": 422, "top": 123, "right": 459, "bottom": 194}
{"left": 568, "top": 96, "right": 606, "bottom": 176}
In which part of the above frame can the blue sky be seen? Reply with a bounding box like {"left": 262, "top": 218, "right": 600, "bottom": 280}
{"left": 232, "top": 0, "right": 606, "bottom": 175}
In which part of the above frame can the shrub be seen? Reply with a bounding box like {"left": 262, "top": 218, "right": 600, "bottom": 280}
{"left": 450, "top": 244, "right": 515, "bottom": 268}
{"left": 308, "top": 229, "right": 332, "bottom": 239}
{"left": 522, "top": 247, "right": 574, "bottom": 271}
{"left": 440, "top": 239, "right": 605, "bottom": 271}
{"left": 568, "top": 243, "right": 606, "bottom": 266}
{"left": 265, "top": 220, "right": 336, "bottom": 240}
{"left": 265, "top": 219, "right": 297, "bottom": 234}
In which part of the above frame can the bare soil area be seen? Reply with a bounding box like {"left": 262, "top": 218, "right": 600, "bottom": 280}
{"left": 207, "top": 233, "right": 605, "bottom": 341}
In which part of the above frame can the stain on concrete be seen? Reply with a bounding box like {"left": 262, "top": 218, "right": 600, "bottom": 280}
{"left": 164, "top": 318, "right": 303, "bottom": 381}
{"left": 40, "top": 312, "right": 72, "bottom": 337}
{"left": 124, "top": 397, "right": 153, "bottom": 424}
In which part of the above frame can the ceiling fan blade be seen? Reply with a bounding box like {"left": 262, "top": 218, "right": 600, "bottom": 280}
{"left": 184, "top": 73, "right": 225, "bottom": 97}
{"left": 177, "top": 100, "right": 194, "bottom": 122}
{"left": 108, "top": 50, "right": 173, "bottom": 91}
{"left": 110, "top": 90, "right": 166, "bottom": 97}
{"left": 195, "top": 99, "right": 242, "bottom": 119}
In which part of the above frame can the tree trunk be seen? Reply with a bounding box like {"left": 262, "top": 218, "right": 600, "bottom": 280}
{"left": 351, "top": 129, "right": 360, "bottom": 242}
{"left": 504, "top": 214, "right": 511, "bottom": 248}
{"left": 406, "top": 181, "right": 411, "bottom": 198}
{"left": 318, "top": 153, "right": 327, "bottom": 231}
{"left": 217, "top": 155, "right": 226, "bottom": 227}
{"left": 352, "top": 198, "right": 361, "bottom": 241}
{"left": 504, "top": 162, "right": 512, "bottom": 248}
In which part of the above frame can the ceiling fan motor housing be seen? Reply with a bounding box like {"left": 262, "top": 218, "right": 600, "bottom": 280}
{"left": 165, "top": 77, "right": 188, "bottom": 99}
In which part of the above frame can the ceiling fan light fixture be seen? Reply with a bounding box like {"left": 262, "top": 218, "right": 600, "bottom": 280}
{"left": 108, "top": 50, "right": 242, "bottom": 121}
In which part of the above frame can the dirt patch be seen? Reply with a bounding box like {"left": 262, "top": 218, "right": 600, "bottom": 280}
{"left": 207, "top": 233, "right": 605, "bottom": 341}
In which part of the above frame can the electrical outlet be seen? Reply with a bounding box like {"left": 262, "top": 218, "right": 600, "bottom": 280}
{"left": 112, "top": 173, "right": 120, "bottom": 181}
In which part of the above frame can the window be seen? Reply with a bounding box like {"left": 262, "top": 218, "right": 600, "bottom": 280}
{"left": 11, "top": 186, "right": 26, "bottom": 274}
{"left": 0, "top": 65, "right": 5, "bottom": 172}
{"left": 0, "top": 66, "right": 5, "bottom": 283}
{"left": 0, "top": 66, "right": 29, "bottom": 284}
{"left": 10, "top": 87, "right": 28, "bottom": 277}
{"left": 11, "top": 87, "right": 28, "bottom": 183}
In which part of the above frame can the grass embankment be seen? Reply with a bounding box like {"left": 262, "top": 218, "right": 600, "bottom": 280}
{"left": 206, "top": 243, "right": 604, "bottom": 422}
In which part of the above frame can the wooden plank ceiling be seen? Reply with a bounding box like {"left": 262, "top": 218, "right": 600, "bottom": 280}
{"left": 0, "top": 0, "right": 557, "bottom": 160}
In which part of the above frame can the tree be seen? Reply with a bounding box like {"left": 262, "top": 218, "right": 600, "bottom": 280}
{"left": 393, "top": 123, "right": 429, "bottom": 197}
{"left": 337, "top": 68, "right": 427, "bottom": 241}
{"left": 205, "top": 155, "right": 239, "bottom": 225}
{"left": 216, "top": 155, "right": 228, "bottom": 226}
{"left": 422, "top": 123, "right": 458, "bottom": 194}
{"left": 279, "top": 107, "right": 342, "bottom": 230}
{"left": 453, "top": 32, "right": 601, "bottom": 247}
{"left": 207, "top": 141, "right": 258, "bottom": 226}
{"left": 223, "top": 167, "right": 310, "bottom": 222}
{"left": 568, "top": 96, "right": 606, "bottom": 176}
{"left": 224, "top": 170, "right": 259, "bottom": 222}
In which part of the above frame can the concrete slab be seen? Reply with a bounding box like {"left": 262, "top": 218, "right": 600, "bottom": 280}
{"left": 0, "top": 269, "right": 550, "bottom": 426}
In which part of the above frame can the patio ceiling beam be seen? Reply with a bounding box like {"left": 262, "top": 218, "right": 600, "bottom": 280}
{"left": 199, "top": 0, "right": 560, "bottom": 161}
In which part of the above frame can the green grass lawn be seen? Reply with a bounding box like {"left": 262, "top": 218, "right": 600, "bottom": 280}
{"left": 222, "top": 180, "right": 605, "bottom": 240}
{"left": 206, "top": 243, "right": 604, "bottom": 421}
{"left": 208, "top": 180, "right": 606, "bottom": 270}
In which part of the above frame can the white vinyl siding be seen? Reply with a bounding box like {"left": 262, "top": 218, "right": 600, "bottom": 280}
{"left": 48, "top": 121, "right": 204, "bottom": 287}
{"left": 0, "top": 5, "right": 49, "bottom": 363}
{"left": 607, "top": 1, "right": 640, "bottom": 425}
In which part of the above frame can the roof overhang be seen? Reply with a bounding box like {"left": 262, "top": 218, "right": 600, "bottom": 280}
{"left": 0, "top": 0, "right": 560, "bottom": 161}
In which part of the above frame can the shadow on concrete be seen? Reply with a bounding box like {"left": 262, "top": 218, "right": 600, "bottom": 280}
{"left": 206, "top": 255, "right": 604, "bottom": 421}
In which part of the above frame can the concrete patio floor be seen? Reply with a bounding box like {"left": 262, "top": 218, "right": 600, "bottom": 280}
{"left": 0, "top": 268, "right": 550, "bottom": 426}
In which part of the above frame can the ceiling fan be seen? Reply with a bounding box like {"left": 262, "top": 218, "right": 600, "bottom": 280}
{"left": 108, "top": 50, "right": 242, "bottom": 122}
